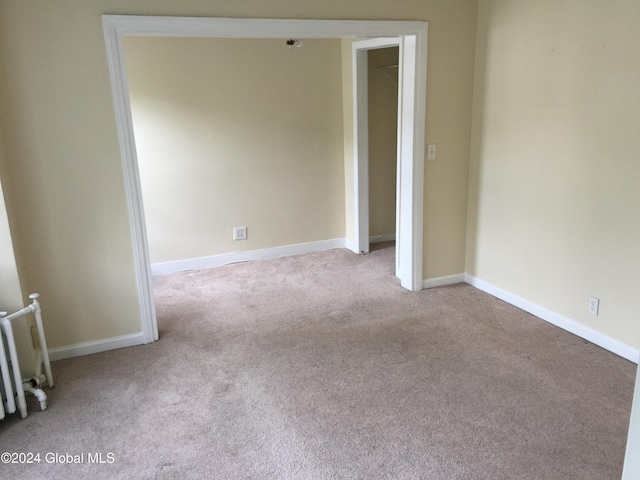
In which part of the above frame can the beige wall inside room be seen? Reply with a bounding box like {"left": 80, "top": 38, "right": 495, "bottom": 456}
{"left": 124, "top": 37, "right": 345, "bottom": 264}
{"left": 0, "top": 1, "right": 145, "bottom": 350}
{"left": 0, "top": 133, "right": 39, "bottom": 377}
{"left": 0, "top": 0, "right": 476, "bottom": 352}
{"left": 467, "top": 0, "right": 640, "bottom": 349}
{"left": 368, "top": 47, "right": 399, "bottom": 239}
{"left": 0, "top": 135, "right": 23, "bottom": 313}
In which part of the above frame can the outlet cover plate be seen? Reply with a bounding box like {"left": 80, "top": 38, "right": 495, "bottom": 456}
{"left": 588, "top": 296, "right": 599, "bottom": 315}
{"left": 233, "top": 226, "right": 247, "bottom": 240}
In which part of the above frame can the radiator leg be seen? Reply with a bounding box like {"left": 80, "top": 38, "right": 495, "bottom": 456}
{"left": 30, "top": 294, "right": 54, "bottom": 388}
{"left": 23, "top": 385, "right": 47, "bottom": 411}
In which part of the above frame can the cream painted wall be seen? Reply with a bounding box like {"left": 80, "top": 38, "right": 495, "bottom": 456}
{"left": 0, "top": 133, "right": 38, "bottom": 377}
{"left": 0, "top": 0, "right": 476, "bottom": 352}
{"left": 368, "top": 47, "right": 399, "bottom": 239}
{"left": 124, "top": 37, "right": 345, "bottom": 264}
{"left": 467, "top": 0, "right": 640, "bottom": 349}
{"left": 0, "top": 2, "right": 144, "bottom": 350}
{"left": 0, "top": 135, "right": 23, "bottom": 313}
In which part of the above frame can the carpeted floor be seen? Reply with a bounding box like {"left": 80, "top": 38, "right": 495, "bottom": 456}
{"left": 0, "top": 243, "right": 636, "bottom": 479}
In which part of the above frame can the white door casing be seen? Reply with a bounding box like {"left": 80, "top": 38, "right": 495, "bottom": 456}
{"left": 351, "top": 37, "right": 400, "bottom": 260}
{"left": 351, "top": 37, "right": 423, "bottom": 283}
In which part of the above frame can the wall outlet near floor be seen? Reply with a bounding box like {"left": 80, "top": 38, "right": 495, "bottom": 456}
{"left": 233, "top": 226, "right": 247, "bottom": 240}
{"left": 588, "top": 296, "right": 599, "bottom": 316}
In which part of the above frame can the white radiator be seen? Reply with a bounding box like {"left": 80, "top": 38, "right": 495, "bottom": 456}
{"left": 0, "top": 294, "right": 53, "bottom": 420}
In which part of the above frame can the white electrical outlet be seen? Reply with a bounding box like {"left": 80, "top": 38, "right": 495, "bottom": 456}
{"left": 588, "top": 296, "right": 599, "bottom": 316}
{"left": 233, "top": 226, "right": 247, "bottom": 241}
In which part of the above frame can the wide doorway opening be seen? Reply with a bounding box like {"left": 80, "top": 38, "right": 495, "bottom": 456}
{"left": 103, "top": 16, "right": 427, "bottom": 343}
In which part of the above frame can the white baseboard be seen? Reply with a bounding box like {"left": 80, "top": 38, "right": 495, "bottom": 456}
{"left": 465, "top": 274, "right": 640, "bottom": 364}
{"left": 151, "top": 238, "right": 347, "bottom": 275}
{"left": 422, "top": 273, "right": 465, "bottom": 289}
{"left": 48, "top": 332, "right": 145, "bottom": 362}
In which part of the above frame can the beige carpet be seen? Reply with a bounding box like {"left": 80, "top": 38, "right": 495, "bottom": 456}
{"left": 0, "top": 243, "right": 636, "bottom": 479}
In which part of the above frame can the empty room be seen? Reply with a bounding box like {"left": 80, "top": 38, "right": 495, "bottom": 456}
{"left": 0, "top": 1, "right": 638, "bottom": 479}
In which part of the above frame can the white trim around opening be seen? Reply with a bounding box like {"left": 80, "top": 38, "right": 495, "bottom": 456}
{"left": 102, "top": 15, "right": 428, "bottom": 344}
{"left": 351, "top": 37, "right": 401, "bottom": 265}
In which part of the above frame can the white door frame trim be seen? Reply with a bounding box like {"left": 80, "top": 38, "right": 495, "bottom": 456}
{"left": 102, "top": 15, "right": 427, "bottom": 343}
{"left": 351, "top": 37, "right": 400, "bottom": 259}
{"left": 349, "top": 34, "right": 426, "bottom": 290}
